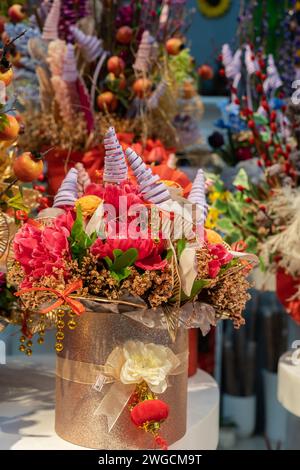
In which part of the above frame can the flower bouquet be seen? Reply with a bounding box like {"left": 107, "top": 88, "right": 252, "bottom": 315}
{"left": 13, "top": 0, "right": 203, "bottom": 192}
{"left": 7, "top": 127, "right": 256, "bottom": 449}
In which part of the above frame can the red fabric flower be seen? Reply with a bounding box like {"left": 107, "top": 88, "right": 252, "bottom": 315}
{"left": 14, "top": 219, "right": 71, "bottom": 285}
{"left": 207, "top": 243, "right": 233, "bottom": 278}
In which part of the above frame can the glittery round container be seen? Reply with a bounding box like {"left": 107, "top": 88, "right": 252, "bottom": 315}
{"left": 55, "top": 311, "right": 188, "bottom": 449}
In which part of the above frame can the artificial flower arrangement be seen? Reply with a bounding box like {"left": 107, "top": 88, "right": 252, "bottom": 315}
{"left": 15, "top": 0, "right": 205, "bottom": 169}
{"left": 6, "top": 127, "right": 256, "bottom": 449}
{"left": 0, "top": 29, "right": 45, "bottom": 330}
{"left": 207, "top": 138, "right": 300, "bottom": 323}
{"left": 208, "top": 43, "right": 288, "bottom": 167}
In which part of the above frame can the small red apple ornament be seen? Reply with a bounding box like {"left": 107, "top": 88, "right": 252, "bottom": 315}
{"left": 0, "top": 115, "right": 20, "bottom": 141}
{"left": 133, "top": 78, "right": 152, "bottom": 98}
{"left": 107, "top": 56, "right": 125, "bottom": 76}
{"left": 97, "top": 91, "right": 118, "bottom": 112}
{"left": 197, "top": 64, "right": 214, "bottom": 80}
{"left": 165, "top": 37, "right": 184, "bottom": 55}
{"left": 116, "top": 26, "right": 133, "bottom": 45}
{"left": 8, "top": 4, "right": 26, "bottom": 23}
{"left": 13, "top": 151, "right": 44, "bottom": 183}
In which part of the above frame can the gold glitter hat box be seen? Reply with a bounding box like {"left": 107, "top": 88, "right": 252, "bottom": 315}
{"left": 55, "top": 309, "right": 188, "bottom": 449}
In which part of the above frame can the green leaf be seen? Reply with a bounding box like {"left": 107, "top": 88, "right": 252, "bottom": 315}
{"left": 180, "top": 279, "right": 209, "bottom": 302}
{"left": 227, "top": 201, "right": 243, "bottom": 225}
{"left": 217, "top": 218, "right": 235, "bottom": 233}
{"left": 165, "top": 249, "right": 173, "bottom": 261}
{"left": 69, "top": 206, "right": 96, "bottom": 261}
{"left": 253, "top": 112, "right": 268, "bottom": 125}
{"left": 214, "top": 199, "right": 228, "bottom": 212}
{"left": 245, "top": 236, "right": 258, "bottom": 253}
{"left": 233, "top": 169, "right": 250, "bottom": 190}
{"left": 111, "top": 248, "right": 138, "bottom": 271}
{"left": 110, "top": 267, "right": 132, "bottom": 283}
{"left": 227, "top": 229, "right": 243, "bottom": 243}
{"left": 213, "top": 179, "right": 225, "bottom": 193}
{"left": 176, "top": 239, "right": 186, "bottom": 258}
{"left": 104, "top": 256, "right": 113, "bottom": 267}
{"left": 259, "top": 256, "right": 266, "bottom": 272}
{"left": 7, "top": 192, "right": 28, "bottom": 212}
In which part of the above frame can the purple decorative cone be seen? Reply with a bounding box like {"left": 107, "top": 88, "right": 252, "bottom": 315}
{"left": 70, "top": 26, "right": 103, "bottom": 63}
{"left": 53, "top": 168, "right": 78, "bottom": 207}
{"left": 125, "top": 147, "right": 170, "bottom": 204}
{"left": 42, "top": 0, "right": 61, "bottom": 41}
{"left": 188, "top": 169, "right": 208, "bottom": 225}
{"left": 103, "top": 127, "right": 128, "bottom": 184}
{"left": 133, "top": 30, "right": 157, "bottom": 74}
{"left": 62, "top": 43, "right": 78, "bottom": 82}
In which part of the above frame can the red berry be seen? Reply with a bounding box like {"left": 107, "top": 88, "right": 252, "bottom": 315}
{"left": 219, "top": 69, "right": 225, "bottom": 77}
{"left": 15, "top": 210, "right": 28, "bottom": 221}
{"left": 255, "top": 71, "right": 262, "bottom": 79}
{"left": 234, "top": 98, "right": 240, "bottom": 105}
{"left": 248, "top": 120, "right": 255, "bottom": 129}
{"left": 236, "top": 185, "right": 245, "bottom": 192}
{"left": 270, "top": 122, "right": 277, "bottom": 132}
{"left": 37, "top": 173, "right": 44, "bottom": 181}
{"left": 259, "top": 205, "right": 266, "bottom": 212}
{"left": 257, "top": 160, "right": 263, "bottom": 167}
{"left": 270, "top": 111, "right": 277, "bottom": 121}
{"left": 245, "top": 197, "right": 252, "bottom": 203}
{"left": 256, "top": 84, "right": 263, "bottom": 93}
{"left": 33, "top": 184, "right": 46, "bottom": 193}
{"left": 249, "top": 136, "right": 255, "bottom": 145}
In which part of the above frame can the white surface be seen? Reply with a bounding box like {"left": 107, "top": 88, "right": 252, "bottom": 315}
{"left": 278, "top": 351, "right": 300, "bottom": 418}
{"left": 0, "top": 356, "right": 219, "bottom": 450}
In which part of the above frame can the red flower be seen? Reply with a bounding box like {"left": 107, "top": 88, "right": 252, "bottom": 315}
{"left": 207, "top": 243, "right": 233, "bottom": 279}
{"left": 91, "top": 237, "right": 167, "bottom": 271}
{"left": 14, "top": 219, "right": 71, "bottom": 285}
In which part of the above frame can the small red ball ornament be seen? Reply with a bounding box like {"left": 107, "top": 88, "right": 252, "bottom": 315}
{"left": 130, "top": 399, "right": 169, "bottom": 427}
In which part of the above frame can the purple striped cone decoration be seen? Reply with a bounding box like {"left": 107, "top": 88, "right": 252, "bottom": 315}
{"left": 53, "top": 168, "right": 79, "bottom": 208}
{"left": 125, "top": 147, "right": 170, "bottom": 204}
{"left": 103, "top": 127, "right": 128, "bottom": 184}
{"left": 62, "top": 43, "right": 78, "bottom": 82}
{"left": 70, "top": 25, "right": 103, "bottom": 63}
{"left": 188, "top": 169, "right": 208, "bottom": 225}
{"left": 133, "top": 30, "right": 156, "bottom": 73}
{"left": 42, "top": 0, "right": 61, "bottom": 41}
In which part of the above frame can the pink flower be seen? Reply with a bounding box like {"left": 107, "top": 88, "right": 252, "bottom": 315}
{"left": 91, "top": 237, "right": 167, "bottom": 271}
{"left": 85, "top": 182, "right": 143, "bottom": 213}
{"left": 207, "top": 243, "right": 233, "bottom": 279}
{"left": 14, "top": 220, "right": 71, "bottom": 283}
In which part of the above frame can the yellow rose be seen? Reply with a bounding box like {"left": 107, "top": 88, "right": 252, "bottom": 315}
{"left": 75, "top": 195, "right": 102, "bottom": 216}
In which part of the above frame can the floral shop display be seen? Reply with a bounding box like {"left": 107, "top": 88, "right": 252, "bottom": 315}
{"left": 208, "top": 43, "right": 286, "bottom": 168}
{"left": 11, "top": 0, "right": 207, "bottom": 193}
{"left": 5, "top": 127, "right": 256, "bottom": 449}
